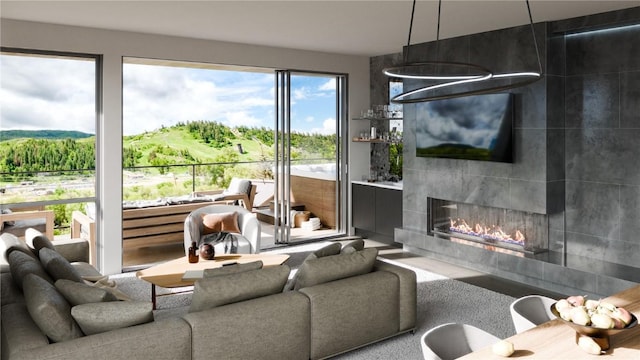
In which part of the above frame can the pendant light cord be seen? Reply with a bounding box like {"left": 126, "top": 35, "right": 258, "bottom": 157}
{"left": 526, "top": 0, "right": 543, "bottom": 75}
{"left": 435, "top": 0, "right": 442, "bottom": 61}
{"left": 404, "top": 0, "right": 417, "bottom": 63}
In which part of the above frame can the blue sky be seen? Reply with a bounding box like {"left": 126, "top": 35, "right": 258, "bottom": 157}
{"left": 1, "top": 53, "right": 337, "bottom": 136}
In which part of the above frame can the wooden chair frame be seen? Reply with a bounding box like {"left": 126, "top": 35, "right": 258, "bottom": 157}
{"left": 0, "top": 209, "right": 54, "bottom": 240}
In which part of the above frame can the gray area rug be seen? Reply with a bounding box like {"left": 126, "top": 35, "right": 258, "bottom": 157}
{"left": 112, "top": 248, "right": 516, "bottom": 360}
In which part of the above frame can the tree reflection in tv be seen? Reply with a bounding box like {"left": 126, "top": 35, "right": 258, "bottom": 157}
{"left": 415, "top": 93, "right": 513, "bottom": 163}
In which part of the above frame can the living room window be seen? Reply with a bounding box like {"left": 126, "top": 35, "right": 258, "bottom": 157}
{"left": 0, "top": 48, "right": 99, "bottom": 237}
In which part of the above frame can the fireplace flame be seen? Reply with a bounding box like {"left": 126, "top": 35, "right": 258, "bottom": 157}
{"left": 449, "top": 218, "right": 525, "bottom": 246}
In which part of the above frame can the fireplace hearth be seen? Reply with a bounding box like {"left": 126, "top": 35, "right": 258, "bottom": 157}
{"left": 428, "top": 198, "right": 548, "bottom": 255}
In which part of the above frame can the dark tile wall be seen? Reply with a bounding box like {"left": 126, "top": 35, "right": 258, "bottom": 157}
{"left": 398, "top": 22, "right": 555, "bottom": 218}
{"left": 376, "top": 7, "right": 640, "bottom": 296}
{"left": 563, "top": 22, "right": 640, "bottom": 268}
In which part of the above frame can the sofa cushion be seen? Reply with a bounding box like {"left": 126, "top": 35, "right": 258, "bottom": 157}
{"left": 190, "top": 264, "right": 290, "bottom": 313}
{"left": 39, "top": 247, "right": 84, "bottom": 283}
{"left": 201, "top": 211, "right": 241, "bottom": 234}
{"left": 292, "top": 247, "right": 378, "bottom": 291}
{"left": 8, "top": 250, "right": 53, "bottom": 289}
{"left": 23, "top": 273, "right": 84, "bottom": 342}
{"left": 72, "top": 261, "right": 104, "bottom": 278}
{"left": 71, "top": 301, "right": 154, "bottom": 335}
{"left": 55, "top": 279, "right": 118, "bottom": 306}
{"left": 1, "top": 302, "right": 50, "bottom": 357}
{"left": 1, "top": 272, "right": 25, "bottom": 305}
{"left": 340, "top": 239, "right": 365, "bottom": 253}
{"left": 202, "top": 260, "right": 263, "bottom": 278}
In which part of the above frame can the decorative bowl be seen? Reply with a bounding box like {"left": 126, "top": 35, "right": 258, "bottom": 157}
{"left": 550, "top": 303, "right": 638, "bottom": 349}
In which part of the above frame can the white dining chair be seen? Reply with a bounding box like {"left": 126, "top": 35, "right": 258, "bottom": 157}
{"left": 509, "top": 294, "right": 557, "bottom": 333}
{"left": 421, "top": 323, "right": 500, "bottom": 360}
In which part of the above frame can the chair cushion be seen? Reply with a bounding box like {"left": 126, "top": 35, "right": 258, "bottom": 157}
{"left": 189, "top": 265, "right": 290, "bottom": 313}
{"left": 202, "top": 260, "right": 263, "bottom": 278}
{"left": 292, "top": 247, "right": 378, "bottom": 291}
{"left": 8, "top": 250, "right": 53, "bottom": 289}
{"left": 55, "top": 279, "right": 118, "bottom": 306}
{"left": 1, "top": 208, "right": 15, "bottom": 228}
{"left": 71, "top": 301, "right": 154, "bottom": 335}
{"left": 224, "top": 178, "right": 251, "bottom": 196}
{"left": 22, "top": 273, "right": 84, "bottom": 342}
{"left": 201, "top": 212, "right": 241, "bottom": 234}
{"left": 39, "top": 247, "right": 84, "bottom": 283}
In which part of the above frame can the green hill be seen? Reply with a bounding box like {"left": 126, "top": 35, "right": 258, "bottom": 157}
{"left": 0, "top": 130, "right": 93, "bottom": 141}
{"left": 1, "top": 121, "right": 334, "bottom": 174}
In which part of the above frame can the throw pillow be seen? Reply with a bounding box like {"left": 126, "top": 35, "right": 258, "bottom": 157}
{"left": 55, "top": 279, "right": 118, "bottom": 306}
{"left": 201, "top": 212, "right": 241, "bottom": 234}
{"left": 283, "top": 242, "right": 342, "bottom": 291}
{"left": 39, "top": 247, "right": 84, "bottom": 283}
{"left": 8, "top": 250, "right": 53, "bottom": 289}
{"left": 189, "top": 265, "right": 290, "bottom": 313}
{"left": 292, "top": 247, "right": 378, "bottom": 291}
{"left": 305, "top": 242, "right": 342, "bottom": 261}
{"left": 202, "top": 232, "right": 250, "bottom": 254}
{"left": 71, "top": 301, "right": 153, "bottom": 335}
{"left": 32, "top": 234, "right": 56, "bottom": 252}
{"left": 1, "top": 232, "right": 35, "bottom": 263}
{"left": 22, "top": 273, "right": 84, "bottom": 342}
{"left": 202, "top": 260, "right": 263, "bottom": 278}
{"left": 340, "top": 239, "right": 365, "bottom": 254}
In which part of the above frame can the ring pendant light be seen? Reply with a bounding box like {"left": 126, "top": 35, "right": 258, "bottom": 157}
{"left": 384, "top": 0, "right": 543, "bottom": 103}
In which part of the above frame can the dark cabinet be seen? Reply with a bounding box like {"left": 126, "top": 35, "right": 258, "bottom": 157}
{"left": 352, "top": 183, "right": 402, "bottom": 243}
{"left": 352, "top": 184, "right": 376, "bottom": 232}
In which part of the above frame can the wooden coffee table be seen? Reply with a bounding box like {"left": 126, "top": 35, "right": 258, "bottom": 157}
{"left": 136, "top": 253, "right": 290, "bottom": 309}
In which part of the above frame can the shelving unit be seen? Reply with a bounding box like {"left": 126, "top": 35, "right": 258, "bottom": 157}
{"left": 352, "top": 116, "right": 402, "bottom": 143}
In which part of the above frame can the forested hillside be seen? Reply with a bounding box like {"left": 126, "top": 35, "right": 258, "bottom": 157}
{"left": 0, "top": 121, "right": 336, "bottom": 174}
{"left": 0, "top": 130, "right": 92, "bottom": 141}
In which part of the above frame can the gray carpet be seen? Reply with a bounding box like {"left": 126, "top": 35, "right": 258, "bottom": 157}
{"left": 112, "top": 250, "right": 516, "bottom": 360}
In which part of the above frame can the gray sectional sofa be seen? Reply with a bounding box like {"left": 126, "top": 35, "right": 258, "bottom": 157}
{"left": 0, "top": 232, "right": 417, "bottom": 360}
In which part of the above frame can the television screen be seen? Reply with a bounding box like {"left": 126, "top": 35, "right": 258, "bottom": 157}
{"left": 415, "top": 93, "right": 513, "bottom": 163}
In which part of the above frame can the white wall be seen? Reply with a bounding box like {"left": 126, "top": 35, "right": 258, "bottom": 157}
{"left": 1, "top": 19, "right": 370, "bottom": 274}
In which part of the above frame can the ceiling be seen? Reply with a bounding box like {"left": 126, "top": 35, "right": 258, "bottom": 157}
{"left": 2, "top": 1, "right": 639, "bottom": 56}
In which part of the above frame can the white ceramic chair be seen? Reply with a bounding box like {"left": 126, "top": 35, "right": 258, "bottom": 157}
{"left": 421, "top": 323, "right": 500, "bottom": 360}
{"left": 184, "top": 204, "right": 261, "bottom": 255}
{"left": 509, "top": 294, "right": 557, "bottom": 333}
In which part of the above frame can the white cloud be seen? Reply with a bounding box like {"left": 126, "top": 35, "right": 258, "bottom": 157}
{"left": 293, "top": 87, "right": 309, "bottom": 100}
{"left": 318, "top": 78, "right": 335, "bottom": 91}
{"left": 310, "top": 117, "right": 335, "bottom": 135}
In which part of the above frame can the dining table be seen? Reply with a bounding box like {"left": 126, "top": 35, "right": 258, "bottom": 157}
{"left": 458, "top": 284, "right": 640, "bottom": 359}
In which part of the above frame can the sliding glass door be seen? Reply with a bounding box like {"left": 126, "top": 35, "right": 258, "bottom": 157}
{"left": 272, "top": 70, "right": 348, "bottom": 244}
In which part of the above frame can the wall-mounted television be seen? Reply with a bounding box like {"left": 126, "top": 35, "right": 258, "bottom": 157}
{"left": 415, "top": 93, "right": 514, "bottom": 163}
